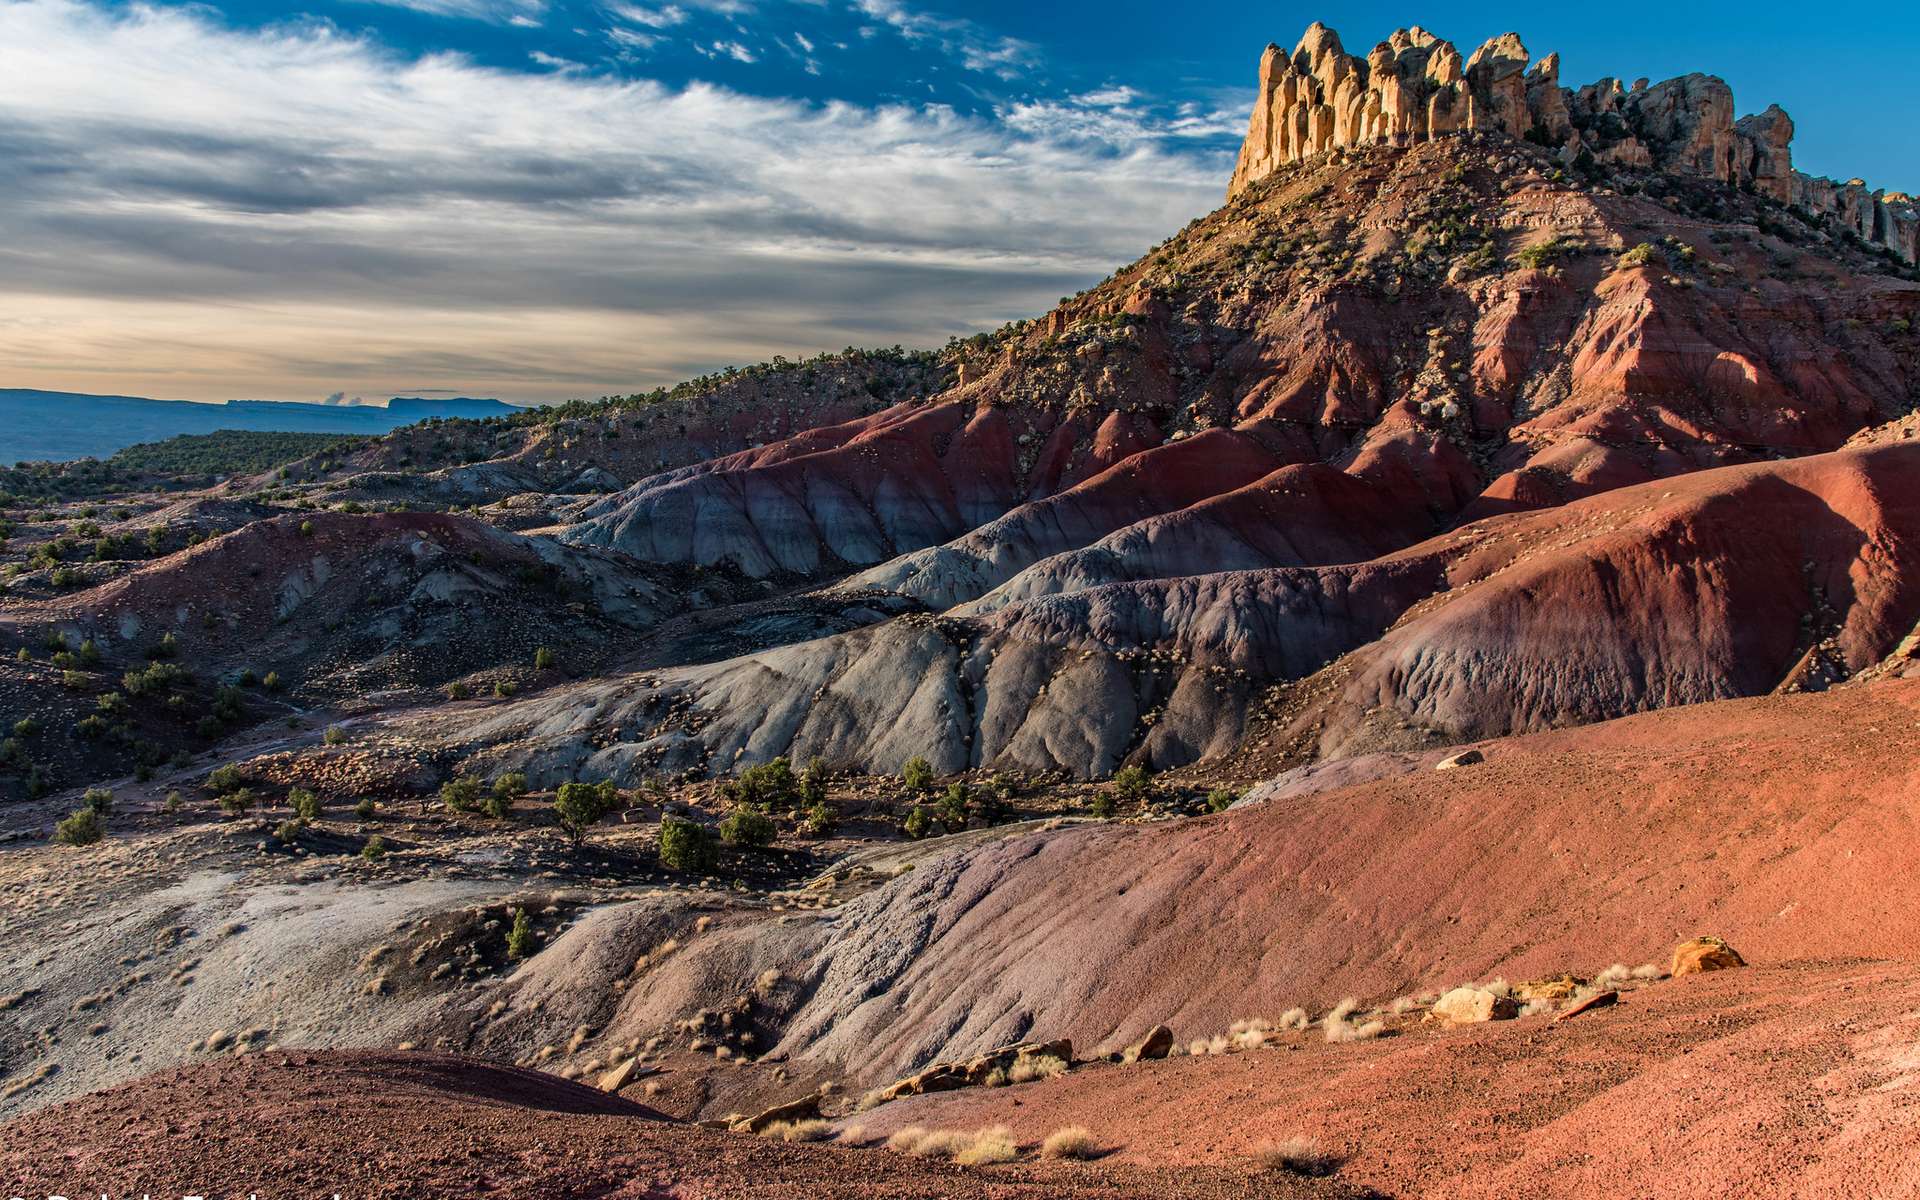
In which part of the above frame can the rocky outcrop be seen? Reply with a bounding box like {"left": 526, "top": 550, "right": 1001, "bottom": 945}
{"left": 1672, "top": 936, "right": 1747, "bottom": 977}
{"left": 1430, "top": 986, "right": 1518, "bottom": 1023}
{"left": 1229, "top": 22, "right": 1916, "bottom": 262}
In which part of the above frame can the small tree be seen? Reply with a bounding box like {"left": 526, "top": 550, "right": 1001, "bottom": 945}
{"left": 440, "top": 776, "right": 482, "bottom": 813}
{"left": 938, "top": 782, "right": 969, "bottom": 831}
{"left": 82, "top": 787, "right": 114, "bottom": 816}
{"left": 1090, "top": 792, "right": 1115, "bottom": 820}
{"left": 554, "top": 781, "right": 614, "bottom": 846}
{"left": 901, "top": 756, "right": 934, "bottom": 793}
{"left": 658, "top": 816, "right": 717, "bottom": 872}
{"left": 54, "top": 806, "right": 104, "bottom": 846}
{"left": 220, "top": 787, "right": 257, "bottom": 818}
{"left": 206, "top": 763, "right": 244, "bottom": 793}
{"left": 720, "top": 803, "right": 776, "bottom": 848}
{"left": 506, "top": 907, "right": 535, "bottom": 960}
{"left": 802, "top": 800, "right": 837, "bottom": 837}
{"left": 290, "top": 788, "right": 322, "bottom": 822}
{"left": 903, "top": 805, "right": 930, "bottom": 840}
{"left": 1113, "top": 764, "right": 1152, "bottom": 803}
{"left": 726, "top": 757, "right": 797, "bottom": 809}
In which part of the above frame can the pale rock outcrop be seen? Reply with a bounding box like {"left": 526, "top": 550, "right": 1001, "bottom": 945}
{"left": 1229, "top": 21, "right": 1915, "bottom": 262}
{"left": 1429, "top": 986, "right": 1519, "bottom": 1023}
{"left": 1671, "top": 936, "right": 1747, "bottom": 976}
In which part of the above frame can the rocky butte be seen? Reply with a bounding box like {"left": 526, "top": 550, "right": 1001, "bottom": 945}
{"left": 1230, "top": 21, "right": 1918, "bottom": 263}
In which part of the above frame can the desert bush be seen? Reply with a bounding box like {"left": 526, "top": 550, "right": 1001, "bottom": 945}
{"left": 323, "top": 725, "right": 346, "bottom": 746}
{"left": 658, "top": 816, "right": 717, "bottom": 871}
{"left": 802, "top": 800, "right": 837, "bottom": 837}
{"left": 262, "top": 671, "right": 281, "bottom": 691}
{"left": 219, "top": 787, "right": 256, "bottom": 817}
{"left": 1009, "top": 1052, "right": 1067, "bottom": 1083}
{"left": 1041, "top": 1126, "right": 1100, "bottom": 1160}
{"left": 163, "top": 790, "right": 184, "bottom": 814}
{"left": 726, "top": 757, "right": 798, "bottom": 808}
{"left": 82, "top": 787, "right": 113, "bottom": 815}
{"left": 506, "top": 907, "right": 534, "bottom": 959}
{"left": 1089, "top": 791, "right": 1114, "bottom": 820}
{"left": 1618, "top": 241, "right": 1661, "bottom": 267}
{"left": 901, "top": 755, "right": 934, "bottom": 792}
{"left": 445, "top": 681, "right": 470, "bottom": 700}
{"left": 274, "top": 818, "right": 305, "bottom": 842}
{"left": 555, "top": 780, "right": 618, "bottom": 846}
{"left": 355, "top": 797, "right": 376, "bottom": 820}
{"left": 54, "top": 806, "right": 104, "bottom": 846}
{"left": 361, "top": 834, "right": 388, "bottom": 860}
{"left": 761, "top": 1119, "right": 835, "bottom": 1143}
{"left": 290, "top": 788, "right": 322, "bottom": 821}
{"left": 903, "top": 805, "right": 930, "bottom": 840}
{"left": 938, "top": 781, "right": 969, "bottom": 830}
{"left": 441, "top": 776, "right": 482, "bottom": 812}
{"left": 720, "top": 803, "right": 776, "bottom": 848}
{"left": 493, "top": 679, "right": 517, "bottom": 698}
{"left": 1206, "top": 787, "right": 1236, "bottom": 812}
{"left": 1321, "top": 997, "right": 1385, "bottom": 1043}
{"left": 206, "top": 763, "right": 244, "bottom": 793}
{"left": 1254, "top": 1137, "right": 1342, "bottom": 1177}
{"left": 1112, "top": 764, "right": 1151, "bottom": 802}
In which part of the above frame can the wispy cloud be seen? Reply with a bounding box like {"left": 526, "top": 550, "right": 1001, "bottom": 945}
{"left": 0, "top": 0, "right": 1228, "bottom": 403}
{"left": 361, "top": 0, "right": 549, "bottom": 24}
{"left": 851, "top": 0, "right": 1035, "bottom": 79}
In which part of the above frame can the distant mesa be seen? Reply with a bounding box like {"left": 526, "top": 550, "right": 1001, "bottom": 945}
{"left": 1229, "top": 22, "right": 1917, "bottom": 263}
{"left": 0, "top": 390, "right": 524, "bottom": 467}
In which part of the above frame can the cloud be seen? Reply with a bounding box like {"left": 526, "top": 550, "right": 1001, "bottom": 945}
{"left": 606, "top": 3, "right": 686, "bottom": 28}
{"left": 851, "top": 0, "right": 1035, "bottom": 79}
{"left": 0, "top": 0, "right": 1230, "bottom": 403}
{"left": 361, "top": 0, "right": 549, "bottom": 24}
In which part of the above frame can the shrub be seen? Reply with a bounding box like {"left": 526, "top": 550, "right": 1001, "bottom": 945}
{"left": 1254, "top": 1137, "right": 1342, "bottom": 1177}
{"left": 50, "top": 566, "right": 80, "bottom": 588}
{"left": 440, "top": 776, "right": 482, "bottom": 812}
{"left": 761, "top": 1119, "right": 835, "bottom": 1143}
{"left": 903, "top": 805, "right": 930, "bottom": 839}
{"left": 720, "top": 803, "right": 776, "bottom": 848}
{"left": 484, "top": 789, "right": 514, "bottom": 820}
{"left": 445, "top": 681, "right": 470, "bottom": 700}
{"left": 1206, "top": 787, "right": 1237, "bottom": 813}
{"left": 298, "top": 520, "right": 314, "bottom": 537}
{"left": 219, "top": 788, "right": 257, "bottom": 817}
{"left": 262, "top": 671, "right": 282, "bottom": 692}
{"left": 323, "top": 725, "right": 346, "bottom": 746}
{"left": 534, "top": 646, "right": 554, "bottom": 670}
{"left": 555, "top": 780, "right": 618, "bottom": 846}
{"left": 13, "top": 717, "right": 38, "bottom": 737}
{"left": 1009, "top": 1052, "right": 1067, "bottom": 1084}
{"left": 82, "top": 787, "right": 113, "bottom": 815}
{"left": 726, "top": 757, "right": 797, "bottom": 808}
{"left": 802, "top": 800, "right": 837, "bottom": 837}
{"left": 355, "top": 797, "right": 376, "bottom": 819}
{"left": 938, "top": 781, "right": 969, "bottom": 830}
{"left": 658, "top": 816, "right": 717, "bottom": 871}
{"left": 901, "top": 756, "right": 934, "bottom": 792}
{"left": 1040, "top": 1127, "right": 1100, "bottom": 1160}
{"left": 290, "top": 788, "right": 322, "bottom": 821}
{"left": 151, "top": 632, "right": 179, "bottom": 659}
{"left": 1089, "top": 792, "right": 1115, "bottom": 820}
{"left": 1618, "top": 241, "right": 1661, "bottom": 267}
{"left": 206, "top": 763, "right": 244, "bottom": 793}
{"left": 163, "top": 790, "right": 184, "bottom": 814}
{"left": 54, "top": 806, "right": 104, "bottom": 846}
{"left": 361, "top": 834, "right": 388, "bottom": 860}
{"left": 799, "top": 757, "right": 828, "bottom": 806}
{"left": 494, "top": 679, "right": 517, "bottom": 698}
{"left": 1112, "top": 764, "right": 1151, "bottom": 802}
{"left": 506, "top": 907, "right": 534, "bottom": 959}
{"left": 274, "top": 818, "right": 305, "bottom": 842}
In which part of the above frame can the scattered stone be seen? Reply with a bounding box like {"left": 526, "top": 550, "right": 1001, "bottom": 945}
{"left": 729, "top": 1092, "right": 821, "bottom": 1133}
{"left": 1671, "top": 936, "right": 1746, "bottom": 977}
{"left": 1121, "top": 1025, "right": 1174, "bottom": 1064}
{"left": 1435, "top": 749, "right": 1485, "bottom": 770}
{"left": 1430, "top": 987, "right": 1518, "bottom": 1024}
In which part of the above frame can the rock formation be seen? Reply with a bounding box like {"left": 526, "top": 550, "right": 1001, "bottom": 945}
{"left": 1229, "top": 22, "right": 1917, "bottom": 262}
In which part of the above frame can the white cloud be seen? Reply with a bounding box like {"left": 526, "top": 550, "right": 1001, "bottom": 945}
{"left": 851, "top": 0, "right": 1034, "bottom": 79}
{"left": 606, "top": 2, "right": 686, "bottom": 28}
{"left": 710, "top": 39, "right": 756, "bottom": 62}
{"left": 0, "top": 0, "right": 1228, "bottom": 403}
{"left": 360, "top": 0, "right": 549, "bottom": 24}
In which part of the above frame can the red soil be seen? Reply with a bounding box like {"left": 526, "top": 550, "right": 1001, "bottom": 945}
{"left": 0, "top": 1050, "right": 1355, "bottom": 1200}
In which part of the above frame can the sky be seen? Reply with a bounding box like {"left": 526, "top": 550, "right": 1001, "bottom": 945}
{"left": 1, "top": 1, "right": 1915, "bottom": 407}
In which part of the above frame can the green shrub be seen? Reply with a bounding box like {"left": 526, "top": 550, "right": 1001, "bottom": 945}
{"left": 361, "top": 834, "right": 388, "bottom": 860}
{"left": 901, "top": 756, "right": 934, "bottom": 793}
{"left": 323, "top": 725, "right": 346, "bottom": 746}
{"left": 1206, "top": 788, "right": 1237, "bottom": 813}
{"left": 494, "top": 679, "right": 517, "bottom": 698}
{"left": 1113, "top": 764, "right": 1152, "bottom": 803}
{"left": 938, "top": 782, "right": 969, "bottom": 830}
{"left": 1090, "top": 792, "right": 1115, "bottom": 820}
{"left": 803, "top": 798, "right": 837, "bottom": 837}
{"left": 506, "top": 908, "right": 535, "bottom": 960}
{"left": 274, "top": 818, "right": 305, "bottom": 842}
{"left": 219, "top": 787, "right": 256, "bottom": 817}
{"left": 206, "top": 763, "right": 244, "bottom": 793}
{"left": 82, "top": 787, "right": 113, "bottom": 815}
{"left": 290, "top": 788, "right": 322, "bottom": 821}
{"left": 355, "top": 797, "right": 376, "bottom": 820}
{"left": 903, "top": 805, "right": 930, "bottom": 840}
{"left": 13, "top": 717, "right": 38, "bottom": 737}
{"left": 441, "top": 776, "right": 482, "bottom": 812}
{"left": 445, "top": 681, "right": 471, "bottom": 700}
{"left": 554, "top": 780, "right": 618, "bottom": 845}
{"left": 658, "top": 816, "right": 717, "bottom": 871}
{"left": 262, "top": 670, "right": 282, "bottom": 692}
{"left": 534, "top": 646, "right": 555, "bottom": 670}
{"left": 163, "top": 790, "right": 184, "bottom": 814}
{"left": 1618, "top": 241, "right": 1661, "bottom": 268}
{"left": 54, "top": 806, "right": 104, "bottom": 846}
{"left": 720, "top": 803, "right": 776, "bottom": 848}
{"left": 726, "top": 757, "right": 798, "bottom": 808}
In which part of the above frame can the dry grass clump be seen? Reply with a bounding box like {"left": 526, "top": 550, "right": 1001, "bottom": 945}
{"left": 889, "top": 1125, "right": 1019, "bottom": 1163}
{"left": 761, "top": 1119, "right": 835, "bottom": 1143}
{"left": 837, "top": 1124, "right": 869, "bottom": 1145}
{"left": 1230, "top": 1017, "right": 1273, "bottom": 1050}
{"left": 1009, "top": 1051, "right": 1068, "bottom": 1083}
{"left": 1041, "top": 1126, "right": 1101, "bottom": 1160}
{"left": 1254, "top": 1136, "right": 1343, "bottom": 1177}
{"left": 1321, "top": 998, "right": 1384, "bottom": 1043}
{"left": 1278, "top": 1007, "right": 1310, "bottom": 1030}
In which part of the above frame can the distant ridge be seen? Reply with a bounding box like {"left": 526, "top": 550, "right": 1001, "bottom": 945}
{"left": 0, "top": 390, "right": 525, "bottom": 466}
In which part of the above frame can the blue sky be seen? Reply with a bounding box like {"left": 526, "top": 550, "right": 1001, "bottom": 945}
{"left": 0, "top": 0, "right": 1913, "bottom": 406}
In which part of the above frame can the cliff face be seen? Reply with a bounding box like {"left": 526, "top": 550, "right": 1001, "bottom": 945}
{"left": 1229, "top": 22, "right": 1917, "bottom": 263}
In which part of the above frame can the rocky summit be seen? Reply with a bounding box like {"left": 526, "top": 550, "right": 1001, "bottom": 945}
{"left": 1230, "top": 22, "right": 1918, "bottom": 263}
{"left": 4, "top": 17, "right": 1920, "bottom": 1200}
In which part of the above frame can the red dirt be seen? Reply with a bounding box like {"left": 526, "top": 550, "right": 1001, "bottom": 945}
{"left": 0, "top": 1050, "right": 1358, "bottom": 1200}
{"left": 858, "top": 960, "right": 1920, "bottom": 1199}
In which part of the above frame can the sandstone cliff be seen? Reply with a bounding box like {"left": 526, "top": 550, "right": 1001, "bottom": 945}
{"left": 1229, "top": 22, "right": 1917, "bottom": 263}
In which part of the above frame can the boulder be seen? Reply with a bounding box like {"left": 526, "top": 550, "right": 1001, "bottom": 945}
{"left": 730, "top": 1092, "right": 822, "bottom": 1134}
{"left": 1430, "top": 986, "right": 1519, "bottom": 1023}
{"left": 1671, "top": 936, "right": 1746, "bottom": 977}
{"left": 1436, "top": 748, "right": 1485, "bottom": 770}
{"left": 596, "top": 1056, "right": 646, "bottom": 1093}
{"left": 1517, "top": 974, "right": 1582, "bottom": 1002}
{"left": 1121, "top": 1025, "right": 1174, "bottom": 1064}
